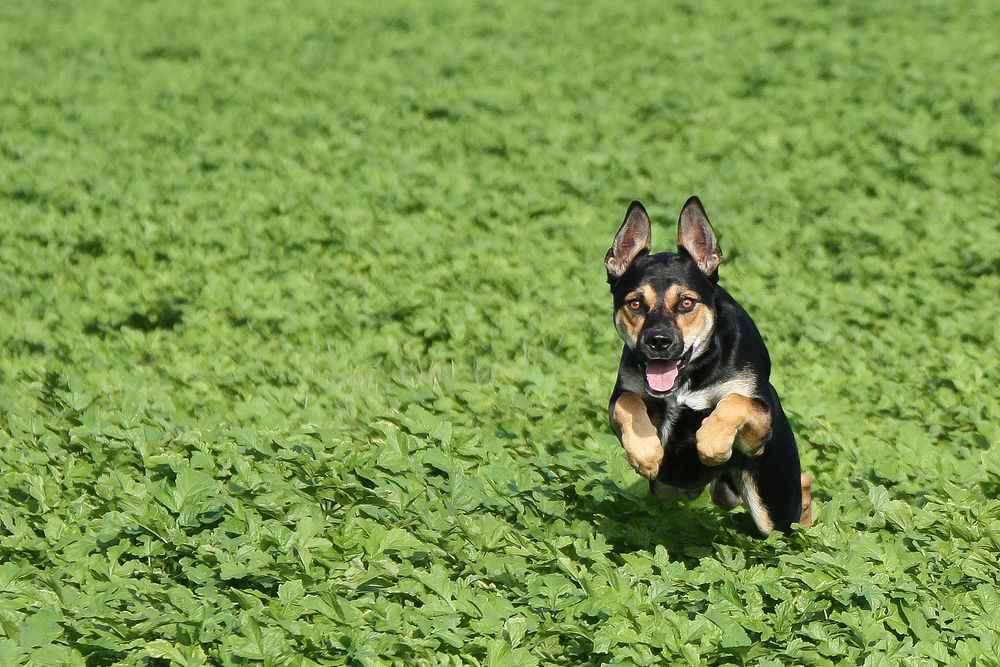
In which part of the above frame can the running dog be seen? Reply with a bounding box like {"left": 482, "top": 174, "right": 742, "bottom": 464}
{"left": 605, "top": 196, "right": 812, "bottom": 535}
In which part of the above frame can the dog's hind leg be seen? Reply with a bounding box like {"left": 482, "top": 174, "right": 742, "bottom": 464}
{"left": 737, "top": 470, "right": 813, "bottom": 534}
{"left": 650, "top": 479, "right": 704, "bottom": 502}
{"left": 735, "top": 447, "right": 805, "bottom": 536}
{"left": 731, "top": 401, "right": 803, "bottom": 535}
{"left": 800, "top": 473, "right": 814, "bottom": 527}
{"left": 735, "top": 469, "right": 780, "bottom": 535}
{"left": 710, "top": 474, "right": 741, "bottom": 511}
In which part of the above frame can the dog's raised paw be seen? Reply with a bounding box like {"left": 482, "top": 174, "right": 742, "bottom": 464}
{"left": 623, "top": 435, "right": 663, "bottom": 478}
{"left": 695, "top": 417, "right": 735, "bottom": 466}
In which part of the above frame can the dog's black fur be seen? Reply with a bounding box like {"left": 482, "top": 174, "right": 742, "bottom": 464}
{"left": 605, "top": 197, "right": 809, "bottom": 535}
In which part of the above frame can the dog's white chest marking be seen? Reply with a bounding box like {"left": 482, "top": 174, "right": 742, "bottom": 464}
{"left": 620, "top": 366, "right": 757, "bottom": 445}
{"left": 658, "top": 374, "right": 755, "bottom": 446}
{"left": 674, "top": 372, "right": 757, "bottom": 412}
{"left": 658, "top": 403, "right": 681, "bottom": 444}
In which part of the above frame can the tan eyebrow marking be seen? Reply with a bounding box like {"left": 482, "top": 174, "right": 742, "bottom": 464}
{"left": 665, "top": 284, "right": 699, "bottom": 310}
{"left": 624, "top": 284, "right": 657, "bottom": 307}
{"left": 616, "top": 285, "right": 657, "bottom": 348}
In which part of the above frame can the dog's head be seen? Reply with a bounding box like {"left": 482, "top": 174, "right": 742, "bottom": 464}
{"left": 605, "top": 196, "right": 724, "bottom": 396}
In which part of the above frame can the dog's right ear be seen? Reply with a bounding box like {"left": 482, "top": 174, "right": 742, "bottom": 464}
{"left": 605, "top": 201, "right": 651, "bottom": 285}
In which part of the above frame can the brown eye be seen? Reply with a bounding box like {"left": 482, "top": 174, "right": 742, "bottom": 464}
{"left": 677, "top": 297, "right": 696, "bottom": 313}
{"left": 627, "top": 299, "right": 643, "bottom": 312}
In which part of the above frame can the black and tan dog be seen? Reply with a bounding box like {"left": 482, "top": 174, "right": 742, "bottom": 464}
{"left": 605, "top": 196, "right": 812, "bottom": 535}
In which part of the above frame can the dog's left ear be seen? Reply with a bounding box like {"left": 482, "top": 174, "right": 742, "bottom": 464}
{"left": 677, "top": 196, "right": 723, "bottom": 278}
{"left": 605, "top": 201, "right": 652, "bottom": 284}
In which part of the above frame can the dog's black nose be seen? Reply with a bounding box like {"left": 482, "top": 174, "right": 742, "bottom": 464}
{"left": 647, "top": 334, "right": 673, "bottom": 352}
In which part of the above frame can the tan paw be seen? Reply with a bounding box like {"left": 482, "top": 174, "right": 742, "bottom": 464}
{"left": 696, "top": 417, "right": 735, "bottom": 466}
{"left": 622, "top": 433, "right": 663, "bottom": 479}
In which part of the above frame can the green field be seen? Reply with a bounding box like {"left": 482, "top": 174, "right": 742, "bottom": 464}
{"left": 1, "top": 0, "right": 999, "bottom": 664}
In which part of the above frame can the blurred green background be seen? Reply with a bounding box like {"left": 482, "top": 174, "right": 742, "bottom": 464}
{"left": 1, "top": 1, "right": 998, "bottom": 664}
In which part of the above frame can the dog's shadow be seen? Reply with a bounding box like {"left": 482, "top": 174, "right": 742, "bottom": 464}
{"left": 561, "top": 475, "right": 764, "bottom": 565}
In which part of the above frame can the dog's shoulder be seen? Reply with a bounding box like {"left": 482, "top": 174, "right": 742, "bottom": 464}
{"left": 712, "top": 286, "right": 771, "bottom": 373}
{"left": 673, "top": 286, "right": 773, "bottom": 410}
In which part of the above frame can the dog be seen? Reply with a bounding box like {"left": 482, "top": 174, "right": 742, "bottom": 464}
{"left": 605, "top": 196, "right": 812, "bottom": 535}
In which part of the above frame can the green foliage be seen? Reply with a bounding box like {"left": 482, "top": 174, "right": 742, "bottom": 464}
{"left": 1, "top": 0, "right": 999, "bottom": 664}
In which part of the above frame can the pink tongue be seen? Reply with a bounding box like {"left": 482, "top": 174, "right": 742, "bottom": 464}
{"left": 646, "top": 361, "right": 679, "bottom": 392}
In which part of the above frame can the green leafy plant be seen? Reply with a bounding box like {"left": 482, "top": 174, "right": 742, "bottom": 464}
{"left": 1, "top": 0, "right": 998, "bottom": 664}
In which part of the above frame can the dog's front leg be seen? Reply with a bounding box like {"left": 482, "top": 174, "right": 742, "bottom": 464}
{"left": 696, "top": 393, "right": 771, "bottom": 466}
{"left": 610, "top": 392, "right": 663, "bottom": 478}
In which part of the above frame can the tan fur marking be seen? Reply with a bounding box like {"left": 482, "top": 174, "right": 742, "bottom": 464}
{"left": 615, "top": 285, "right": 656, "bottom": 347}
{"left": 676, "top": 301, "right": 710, "bottom": 349}
{"left": 638, "top": 284, "right": 656, "bottom": 308}
{"left": 612, "top": 392, "right": 663, "bottom": 479}
{"left": 664, "top": 284, "right": 700, "bottom": 311}
{"left": 663, "top": 285, "right": 711, "bottom": 351}
{"left": 740, "top": 469, "right": 776, "bottom": 536}
{"left": 664, "top": 284, "right": 684, "bottom": 310}
{"left": 615, "top": 311, "right": 641, "bottom": 348}
{"left": 799, "top": 473, "right": 813, "bottom": 527}
{"left": 695, "top": 393, "right": 771, "bottom": 466}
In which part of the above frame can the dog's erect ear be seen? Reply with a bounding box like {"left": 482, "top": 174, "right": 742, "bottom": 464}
{"left": 605, "top": 201, "right": 652, "bottom": 284}
{"left": 677, "top": 196, "right": 723, "bottom": 278}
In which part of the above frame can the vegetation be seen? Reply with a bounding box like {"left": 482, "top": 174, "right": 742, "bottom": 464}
{"left": 1, "top": 0, "right": 998, "bottom": 664}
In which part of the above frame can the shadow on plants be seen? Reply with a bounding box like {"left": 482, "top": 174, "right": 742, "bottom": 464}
{"left": 562, "top": 477, "right": 732, "bottom": 566}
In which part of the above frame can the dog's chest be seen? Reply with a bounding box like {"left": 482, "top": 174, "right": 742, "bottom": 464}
{"left": 657, "top": 398, "right": 706, "bottom": 447}
{"left": 657, "top": 400, "right": 684, "bottom": 444}
{"left": 658, "top": 375, "right": 755, "bottom": 445}
{"left": 674, "top": 373, "right": 755, "bottom": 411}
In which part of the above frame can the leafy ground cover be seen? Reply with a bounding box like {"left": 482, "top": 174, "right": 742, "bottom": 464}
{"left": 1, "top": 0, "right": 999, "bottom": 664}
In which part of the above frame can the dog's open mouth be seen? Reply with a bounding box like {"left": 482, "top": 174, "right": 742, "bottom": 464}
{"left": 645, "top": 360, "right": 680, "bottom": 393}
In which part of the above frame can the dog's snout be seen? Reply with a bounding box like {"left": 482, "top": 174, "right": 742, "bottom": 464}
{"left": 647, "top": 334, "right": 672, "bottom": 352}
{"left": 641, "top": 327, "right": 678, "bottom": 356}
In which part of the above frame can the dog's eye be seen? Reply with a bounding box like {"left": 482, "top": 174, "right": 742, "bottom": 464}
{"left": 677, "top": 297, "right": 696, "bottom": 313}
{"left": 627, "top": 299, "right": 643, "bottom": 312}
